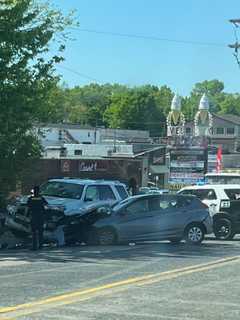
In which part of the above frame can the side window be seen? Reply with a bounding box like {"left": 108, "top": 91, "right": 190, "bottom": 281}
{"left": 98, "top": 185, "right": 116, "bottom": 200}
{"left": 179, "top": 190, "right": 194, "bottom": 196}
{"left": 148, "top": 197, "right": 178, "bottom": 212}
{"left": 195, "top": 189, "right": 217, "bottom": 201}
{"left": 115, "top": 185, "right": 128, "bottom": 199}
{"left": 85, "top": 186, "right": 100, "bottom": 201}
{"left": 126, "top": 199, "right": 148, "bottom": 214}
{"left": 177, "top": 197, "right": 193, "bottom": 208}
{"left": 224, "top": 189, "right": 240, "bottom": 200}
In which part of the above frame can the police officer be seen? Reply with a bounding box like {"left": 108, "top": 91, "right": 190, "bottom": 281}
{"left": 27, "top": 186, "right": 48, "bottom": 250}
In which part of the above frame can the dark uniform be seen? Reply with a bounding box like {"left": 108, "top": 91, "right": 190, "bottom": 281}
{"left": 27, "top": 194, "right": 47, "bottom": 250}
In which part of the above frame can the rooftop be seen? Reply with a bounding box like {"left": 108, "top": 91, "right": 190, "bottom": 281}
{"left": 213, "top": 114, "right": 240, "bottom": 126}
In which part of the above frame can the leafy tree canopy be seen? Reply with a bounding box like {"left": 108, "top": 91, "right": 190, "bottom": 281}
{"left": 0, "top": 0, "right": 74, "bottom": 205}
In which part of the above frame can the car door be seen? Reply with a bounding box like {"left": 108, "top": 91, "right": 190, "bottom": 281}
{"left": 146, "top": 195, "right": 189, "bottom": 240}
{"left": 115, "top": 198, "right": 157, "bottom": 241}
{"left": 193, "top": 189, "right": 218, "bottom": 215}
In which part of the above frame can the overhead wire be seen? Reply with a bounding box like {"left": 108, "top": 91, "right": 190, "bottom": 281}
{"left": 57, "top": 65, "right": 100, "bottom": 82}
{"left": 69, "top": 27, "right": 227, "bottom": 48}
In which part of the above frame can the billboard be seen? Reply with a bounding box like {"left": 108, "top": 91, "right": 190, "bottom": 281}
{"left": 169, "top": 147, "right": 208, "bottom": 189}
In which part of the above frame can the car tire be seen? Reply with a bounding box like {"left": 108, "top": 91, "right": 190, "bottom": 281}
{"left": 185, "top": 223, "right": 205, "bottom": 245}
{"left": 213, "top": 218, "right": 235, "bottom": 240}
{"left": 97, "top": 227, "right": 117, "bottom": 246}
{"left": 169, "top": 238, "right": 182, "bottom": 244}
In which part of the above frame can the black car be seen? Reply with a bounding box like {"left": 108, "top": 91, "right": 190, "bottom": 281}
{"left": 213, "top": 199, "right": 240, "bottom": 240}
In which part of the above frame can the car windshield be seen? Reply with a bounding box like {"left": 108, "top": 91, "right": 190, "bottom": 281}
{"left": 40, "top": 181, "right": 84, "bottom": 199}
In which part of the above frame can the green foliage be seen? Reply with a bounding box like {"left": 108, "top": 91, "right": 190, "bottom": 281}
{"left": 0, "top": 0, "right": 73, "bottom": 206}
{"left": 219, "top": 94, "right": 240, "bottom": 116}
{"left": 104, "top": 85, "right": 169, "bottom": 136}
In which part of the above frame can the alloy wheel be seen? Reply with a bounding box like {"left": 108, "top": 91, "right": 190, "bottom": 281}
{"left": 187, "top": 226, "right": 203, "bottom": 244}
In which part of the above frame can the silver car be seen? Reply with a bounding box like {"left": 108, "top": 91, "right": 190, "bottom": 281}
{"left": 89, "top": 194, "right": 212, "bottom": 245}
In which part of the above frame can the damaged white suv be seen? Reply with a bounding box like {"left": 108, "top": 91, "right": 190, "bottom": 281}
{"left": 39, "top": 178, "right": 129, "bottom": 215}
{"left": 5, "top": 179, "right": 129, "bottom": 240}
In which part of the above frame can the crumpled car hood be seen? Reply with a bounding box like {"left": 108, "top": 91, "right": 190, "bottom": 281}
{"left": 9, "top": 195, "right": 117, "bottom": 217}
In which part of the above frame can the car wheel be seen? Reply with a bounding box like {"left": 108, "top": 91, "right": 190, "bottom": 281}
{"left": 169, "top": 238, "right": 182, "bottom": 244}
{"left": 213, "top": 218, "right": 235, "bottom": 240}
{"left": 97, "top": 227, "right": 117, "bottom": 246}
{"left": 185, "top": 223, "right": 205, "bottom": 245}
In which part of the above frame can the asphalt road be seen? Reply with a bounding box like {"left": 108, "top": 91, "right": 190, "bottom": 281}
{"left": 0, "top": 238, "right": 240, "bottom": 320}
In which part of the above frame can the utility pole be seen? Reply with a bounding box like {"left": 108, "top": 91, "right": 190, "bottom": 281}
{"left": 229, "top": 19, "right": 240, "bottom": 68}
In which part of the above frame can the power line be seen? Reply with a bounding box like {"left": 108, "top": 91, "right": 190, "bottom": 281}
{"left": 57, "top": 65, "right": 100, "bottom": 82}
{"left": 70, "top": 27, "right": 227, "bottom": 48}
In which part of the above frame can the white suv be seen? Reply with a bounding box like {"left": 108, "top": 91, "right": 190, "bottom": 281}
{"left": 178, "top": 184, "right": 240, "bottom": 216}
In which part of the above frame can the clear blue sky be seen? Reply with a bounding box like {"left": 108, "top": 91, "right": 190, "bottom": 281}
{"left": 52, "top": 0, "right": 240, "bottom": 96}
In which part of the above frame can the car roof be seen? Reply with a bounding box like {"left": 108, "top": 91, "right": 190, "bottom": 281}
{"left": 48, "top": 178, "right": 125, "bottom": 186}
{"left": 129, "top": 194, "right": 194, "bottom": 200}
{"left": 180, "top": 184, "right": 240, "bottom": 190}
{"left": 205, "top": 173, "right": 240, "bottom": 177}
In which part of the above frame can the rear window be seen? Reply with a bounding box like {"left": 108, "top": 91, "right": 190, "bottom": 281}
{"left": 115, "top": 185, "right": 128, "bottom": 199}
{"left": 224, "top": 189, "right": 240, "bottom": 200}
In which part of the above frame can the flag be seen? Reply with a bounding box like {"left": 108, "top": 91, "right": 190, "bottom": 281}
{"left": 216, "top": 146, "right": 222, "bottom": 173}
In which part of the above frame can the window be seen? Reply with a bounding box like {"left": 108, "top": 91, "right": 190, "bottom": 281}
{"left": 40, "top": 182, "right": 84, "bottom": 199}
{"left": 216, "top": 127, "right": 224, "bottom": 135}
{"left": 115, "top": 185, "right": 128, "bottom": 199}
{"left": 224, "top": 189, "right": 240, "bottom": 200}
{"left": 126, "top": 199, "right": 148, "bottom": 214}
{"left": 98, "top": 185, "right": 116, "bottom": 200}
{"left": 148, "top": 197, "right": 178, "bottom": 211}
{"left": 226, "top": 127, "right": 235, "bottom": 135}
{"left": 179, "top": 189, "right": 216, "bottom": 201}
{"left": 74, "top": 150, "right": 82, "bottom": 156}
{"left": 85, "top": 185, "right": 116, "bottom": 201}
{"left": 193, "top": 189, "right": 217, "bottom": 201}
{"left": 186, "top": 127, "right": 192, "bottom": 134}
{"left": 85, "top": 186, "right": 100, "bottom": 201}
{"left": 178, "top": 190, "right": 194, "bottom": 196}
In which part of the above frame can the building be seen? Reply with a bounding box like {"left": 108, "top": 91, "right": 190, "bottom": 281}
{"left": 185, "top": 114, "right": 240, "bottom": 153}
{"left": 35, "top": 124, "right": 151, "bottom": 148}
{"left": 19, "top": 123, "right": 169, "bottom": 192}
{"left": 210, "top": 114, "right": 240, "bottom": 153}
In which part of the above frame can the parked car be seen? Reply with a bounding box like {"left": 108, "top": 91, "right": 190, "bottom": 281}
{"left": 178, "top": 184, "right": 240, "bottom": 216}
{"left": 211, "top": 199, "right": 240, "bottom": 240}
{"left": 87, "top": 194, "right": 212, "bottom": 245}
{"left": 178, "top": 184, "right": 240, "bottom": 240}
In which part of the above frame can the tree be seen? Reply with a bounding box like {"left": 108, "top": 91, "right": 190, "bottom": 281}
{"left": 104, "top": 86, "right": 166, "bottom": 136}
{"left": 219, "top": 94, "right": 240, "bottom": 116}
{"left": 191, "top": 79, "right": 225, "bottom": 114}
{"left": 0, "top": 0, "right": 73, "bottom": 206}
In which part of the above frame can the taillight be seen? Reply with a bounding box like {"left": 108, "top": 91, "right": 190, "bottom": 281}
{"left": 220, "top": 200, "right": 230, "bottom": 209}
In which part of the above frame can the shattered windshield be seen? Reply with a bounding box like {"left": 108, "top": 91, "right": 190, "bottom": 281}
{"left": 40, "top": 181, "right": 84, "bottom": 200}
